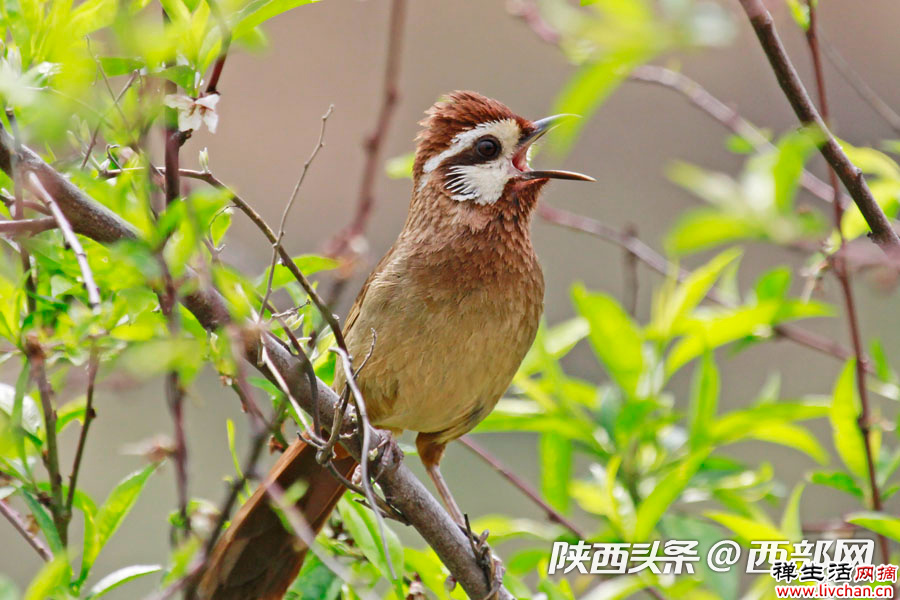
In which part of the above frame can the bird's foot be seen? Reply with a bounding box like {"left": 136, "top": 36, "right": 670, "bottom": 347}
{"left": 368, "top": 432, "right": 404, "bottom": 481}
{"left": 464, "top": 516, "right": 504, "bottom": 599}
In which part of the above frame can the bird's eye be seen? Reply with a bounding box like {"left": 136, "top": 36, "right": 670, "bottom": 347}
{"left": 475, "top": 136, "right": 501, "bottom": 160}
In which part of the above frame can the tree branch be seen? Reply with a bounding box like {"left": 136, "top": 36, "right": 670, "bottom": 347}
{"left": 803, "top": 1, "right": 889, "bottom": 564}
{"left": 325, "top": 0, "right": 406, "bottom": 261}
{"left": 537, "top": 204, "right": 870, "bottom": 372}
{"left": 0, "top": 498, "right": 53, "bottom": 561}
{"left": 737, "top": 0, "right": 900, "bottom": 259}
{"left": 0, "top": 217, "right": 57, "bottom": 236}
{"left": 0, "top": 125, "right": 513, "bottom": 600}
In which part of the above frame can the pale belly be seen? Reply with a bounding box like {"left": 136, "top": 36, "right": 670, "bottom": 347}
{"left": 339, "top": 272, "right": 542, "bottom": 443}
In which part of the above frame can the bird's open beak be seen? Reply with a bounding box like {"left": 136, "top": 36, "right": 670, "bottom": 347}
{"left": 513, "top": 114, "right": 596, "bottom": 182}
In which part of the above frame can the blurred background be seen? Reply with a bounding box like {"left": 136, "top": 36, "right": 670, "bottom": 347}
{"left": 4, "top": 0, "right": 900, "bottom": 595}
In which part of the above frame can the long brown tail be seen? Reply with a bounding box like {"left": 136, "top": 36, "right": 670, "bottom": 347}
{"left": 197, "top": 439, "right": 356, "bottom": 600}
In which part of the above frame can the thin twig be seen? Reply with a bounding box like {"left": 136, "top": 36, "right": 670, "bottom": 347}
{"left": 330, "top": 344, "right": 396, "bottom": 580}
{"left": 66, "top": 345, "right": 100, "bottom": 513}
{"left": 0, "top": 498, "right": 53, "bottom": 561}
{"left": 0, "top": 217, "right": 57, "bottom": 236}
{"left": 28, "top": 173, "right": 101, "bottom": 312}
{"left": 803, "top": 1, "right": 889, "bottom": 565}
{"left": 24, "top": 335, "right": 66, "bottom": 544}
{"left": 258, "top": 105, "right": 333, "bottom": 319}
{"left": 204, "top": 0, "right": 232, "bottom": 95}
{"left": 622, "top": 223, "right": 638, "bottom": 316}
{"left": 737, "top": 0, "right": 900, "bottom": 259}
{"left": 536, "top": 204, "right": 869, "bottom": 371}
{"left": 820, "top": 34, "right": 900, "bottom": 137}
{"left": 6, "top": 110, "right": 37, "bottom": 314}
{"left": 325, "top": 0, "right": 406, "bottom": 261}
{"left": 460, "top": 436, "right": 586, "bottom": 539}
{"left": 628, "top": 65, "right": 838, "bottom": 205}
{"left": 80, "top": 70, "right": 139, "bottom": 170}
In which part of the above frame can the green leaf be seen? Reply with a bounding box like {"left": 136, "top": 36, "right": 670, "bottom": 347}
{"left": 689, "top": 352, "right": 719, "bottom": 449}
{"left": 539, "top": 432, "right": 572, "bottom": 513}
{"left": 337, "top": 497, "right": 403, "bottom": 591}
{"left": 23, "top": 556, "right": 69, "bottom": 600}
{"left": 633, "top": 450, "right": 708, "bottom": 541}
{"left": 829, "top": 360, "right": 869, "bottom": 482}
{"left": 0, "top": 575, "right": 19, "bottom": 600}
{"left": 705, "top": 511, "right": 785, "bottom": 546}
{"left": 845, "top": 512, "right": 900, "bottom": 543}
{"left": 384, "top": 151, "right": 414, "bottom": 179}
{"left": 87, "top": 565, "right": 161, "bottom": 598}
{"left": 665, "top": 209, "right": 758, "bottom": 255}
{"left": 285, "top": 555, "right": 341, "bottom": 600}
{"left": 649, "top": 248, "right": 741, "bottom": 339}
{"left": 809, "top": 471, "right": 863, "bottom": 499}
{"left": 572, "top": 285, "right": 643, "bottom": 396}
{"left": 20, "top": 490, "right": 64, "bottom": 555}
{"left": 772, "top": 128, "right": 819, "bottom": 212}
{"left": 232, "top": 0, "right": 315, "bottom": 42}
{"left": 549, "top": 45, "right": 652, "bottom": 155}
{"left": 779, "top": 483, "right": 805, "bottom": 541}
{"left": 83, "top": 463, "right": 160, "bottom": 575}
{"left": 70, "top": 0, "right": 117, "bottom": 35}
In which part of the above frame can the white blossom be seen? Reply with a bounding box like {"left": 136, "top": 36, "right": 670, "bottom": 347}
{"left": 164, "top": 93, "right": 220, "bottom": 133}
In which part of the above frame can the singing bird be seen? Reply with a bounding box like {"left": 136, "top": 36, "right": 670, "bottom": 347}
{"left": 198, "top": 91, "right": 593, "bottom": 599}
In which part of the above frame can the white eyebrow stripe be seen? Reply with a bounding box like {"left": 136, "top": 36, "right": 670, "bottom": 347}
{"left": 422, "top": 118, "right": 518, "bottom": 174}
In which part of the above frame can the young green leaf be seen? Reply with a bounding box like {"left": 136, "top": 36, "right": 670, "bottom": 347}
{"left": 540, "top": 432, "right": 572, "bottom": 514}
{"left": 845, "top": 512, "right": 900, "bottom": 543}
{"left": 87, "top": 564, "right": 161, "bottom": 598}
{"left": 337, "top": 497, "right": 403, "bottom": 592}
{"left": 689, "top": 352, "right": 719, "bottom": 449}
{"left": 572, "top": 285, "right": 643, "bottom": 397}
{"left": 633, "top": 450, "right": 708, "bottom": 541}
{"left": 82, "top": 463, "right": 160, "bottom": 576}
{"left": 23, "top": 556, "right": 69, "bottom": 600}
{"left": 829, "top": 360, "right": 870, "bottom": 482}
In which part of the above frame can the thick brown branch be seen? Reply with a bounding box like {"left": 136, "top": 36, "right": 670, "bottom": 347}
{"left": 737, "top": 0, "right": 900, "bottom": 259}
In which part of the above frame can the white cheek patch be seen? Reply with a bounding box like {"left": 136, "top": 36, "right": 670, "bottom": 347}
{"left": 421, "top": 119, "right": 522, "bottom": 205}
{"left": 446, "top": 163, "right": 511, "bottom": 205}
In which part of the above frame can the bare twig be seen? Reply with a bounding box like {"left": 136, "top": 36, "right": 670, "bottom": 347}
{"left": 66, "top": 346, "right": 100, "bottom": 514}
{"left": 737, "top": 0, "right": 900, "bottom": 259}
{"left": 258, "top": 105, "right": 333, "bottom": 319}
{"left": 537, "top": 204, "right": 869, "bottom": 371}
{"left": 0, "top": 498, "right": 53, "bottom": 561}
{"left": 628, "top": 65, "right": 838, "bottom": 205}
{"left": 6, "top": 110, "right": 37, "bottom": 314}
{"left": 330, "top": 344, "right": 396, "bottom": 580}
{"left": 803, "top": 2, "right": 889, "bottom": 565}
{"left": 24, "top": 336, "right": 66, "bottom": 544}
{"left": 820, "top": 34, "right": 900, "bottom": 137}
{"left": 460, "top": 436, "right": 586, "bottom": 539}
{"left": 28, "top": 173, "right": 101, "bottom": 312}
{"left": 80, "top": 70, "right": 139, "bottom": 170}
{"left": 0, "top": 125, "right": 514, "bottom": 600}
{"left": 0, "top": 217, "right": 57, "bottom": 236}
{"left": 204, "top": 0, "right": 232, "bottom": 95}
{"left": 325, "top": 0, "right": 406, "bottom": 261}
{"left": 622, "top": 223, "right": 638, "bottom": 316}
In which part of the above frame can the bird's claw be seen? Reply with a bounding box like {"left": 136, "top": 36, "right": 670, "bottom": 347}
{"left": 368, "top": 433, "right": 403, "bottom": 481}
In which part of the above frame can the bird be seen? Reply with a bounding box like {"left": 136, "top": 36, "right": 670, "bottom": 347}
{"left": 197, "top": 91, "right": 593, "bottom": 599}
